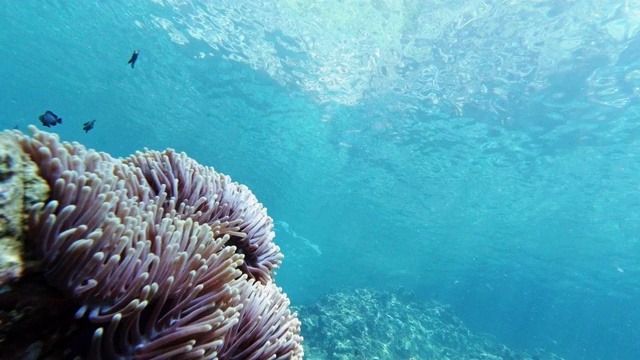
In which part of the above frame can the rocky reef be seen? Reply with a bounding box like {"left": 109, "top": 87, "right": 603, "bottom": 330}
{"left": 0, "top": 133, "right": 48, "bottom": 286}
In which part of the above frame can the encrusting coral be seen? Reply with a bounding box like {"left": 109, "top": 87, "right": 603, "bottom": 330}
{"left": 0, "top": 126, "right": 303, "bottom": 359}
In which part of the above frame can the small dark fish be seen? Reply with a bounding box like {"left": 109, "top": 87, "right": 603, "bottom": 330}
{"left": 38, "top": 110, "right": 62, "bottom": 127}
{"left": 128, "top": 50, "right": 140, "bottom": 68}
{"left": 83, "top": 119, "right": 96, "bottom": 133}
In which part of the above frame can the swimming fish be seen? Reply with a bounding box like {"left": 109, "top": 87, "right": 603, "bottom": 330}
{"left": 38, "top": 110, "right": 62, "bottom": 127}
{"left": 83, "top": 119, "right": 96, "bottom": 133}
{"left": 128, "top": 50, "right": 140, "bottom": 68}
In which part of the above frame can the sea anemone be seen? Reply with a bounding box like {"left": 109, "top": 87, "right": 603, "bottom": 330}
{"left": 0, "top": 126, "right": 303, "bottom": 359}
{"left": 120, "top": 148, "right": 283, "bottom": 284}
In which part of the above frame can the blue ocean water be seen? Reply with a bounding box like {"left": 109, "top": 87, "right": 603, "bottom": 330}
{"left": 1, "top": 1, "right": 639, "bottom": 359}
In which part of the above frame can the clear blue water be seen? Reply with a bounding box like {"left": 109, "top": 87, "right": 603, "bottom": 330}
{"left": 2, "top": 1, "right": 639, "bottom": 359}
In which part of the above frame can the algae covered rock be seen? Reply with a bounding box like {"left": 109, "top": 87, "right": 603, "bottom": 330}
{"left": 0, "top": 131, "right": 49, "bottom": 286}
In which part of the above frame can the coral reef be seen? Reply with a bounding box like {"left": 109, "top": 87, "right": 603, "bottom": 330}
{"left": 297, "top": 288, "right": 563, "bottom": 360}
{"left": 0, "top": 127, "right": 302, "bottom": 359}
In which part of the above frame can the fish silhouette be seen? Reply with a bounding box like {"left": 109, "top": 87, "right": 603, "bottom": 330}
{"left": 83, "top": 119, "right": 96, "bottom": 133}
{"left": 128, "top": 50, "right": 140, "bottom": 68}
{"left": 38, "top": 110, "right": 62, "bottom": 127}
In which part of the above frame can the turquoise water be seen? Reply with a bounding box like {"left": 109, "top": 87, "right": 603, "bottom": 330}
{"left": 1, "top": 1, "right": 639, "bottom": 359}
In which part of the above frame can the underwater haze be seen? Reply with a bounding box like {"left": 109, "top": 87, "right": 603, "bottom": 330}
{"left": 2, "top": 1, "right": 640, "bottom": 359}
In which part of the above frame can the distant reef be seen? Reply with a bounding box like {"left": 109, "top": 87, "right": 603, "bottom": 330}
{"left": 297, "top": 288, "right": 564, "bottom": 360}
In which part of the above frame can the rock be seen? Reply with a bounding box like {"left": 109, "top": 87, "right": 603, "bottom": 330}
{"left": 0, "top": 132, "right": 49, "bottom": 286}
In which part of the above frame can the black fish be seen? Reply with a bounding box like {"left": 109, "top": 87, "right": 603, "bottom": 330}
{"left": 83, "top": 119, "right": 96, "bottom": 133}
{"left": 128, "top": 50, "right": 140, "bottom": 68}
{"left": 38, "top": 110, "right": 62, "bottom": 127}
